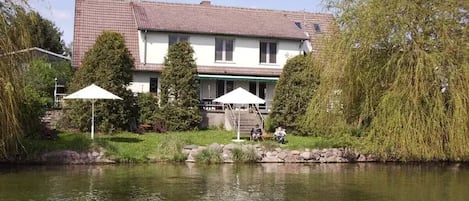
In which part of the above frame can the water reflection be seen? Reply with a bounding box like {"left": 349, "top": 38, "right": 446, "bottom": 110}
{"left": 0, "top": 163, "right": 468, "bottom": 201}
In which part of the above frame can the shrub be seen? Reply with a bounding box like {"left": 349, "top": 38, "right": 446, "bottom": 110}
{"left": 270, "top": 54, "right": 321, "bottom": 135}
{"left": 160, "top": 42, "right": 201, "bottom": 131}
{"left": 65, "top": 31, "right": 135, "bottom": 133}
{"left": 156, "top": 135, "right": 189, "bottom": 161}
{"left": 231, "top": 147, "right": 258, "bottom": 163}
{"left": 137, "top": 93, "right": 160, "bottom": 125}
{"left": 196, "top": 149, "right": 222, "bottom": 164}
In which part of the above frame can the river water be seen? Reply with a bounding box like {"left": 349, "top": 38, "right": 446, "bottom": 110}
{"left": 0, "top": 163, "right": 468, "bottom": 201}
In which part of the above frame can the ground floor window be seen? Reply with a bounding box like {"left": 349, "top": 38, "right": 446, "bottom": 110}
{"left": 249, "top": 81, "right": 266, "bottom": 109}
{"left": 216, "top": 80, "right": 234, "bottom": 97}
{"left": 150, "top": 77, "right": 158, "bottom": 93}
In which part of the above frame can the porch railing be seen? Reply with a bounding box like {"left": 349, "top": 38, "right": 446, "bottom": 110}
{"left": 251, "top": 104, "right": 265, "bottom": 129}
{"left": 199, "top": 99, "right": 272, "bottom": 113}
{"left": 226, "top": 104, "right": 237, "bottom": 131}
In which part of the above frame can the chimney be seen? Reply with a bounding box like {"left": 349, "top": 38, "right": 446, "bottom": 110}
{"left": 200, "top": 1, "right": 211, "bottom": 6}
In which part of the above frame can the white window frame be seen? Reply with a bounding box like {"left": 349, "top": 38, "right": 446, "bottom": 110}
{"left": 259, "top": 41, "right": 277, "bottom": 64}
{"left": 215, "top": 38, "right": 234, "bottom": 62}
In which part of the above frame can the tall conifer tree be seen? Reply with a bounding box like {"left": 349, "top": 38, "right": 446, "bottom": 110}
{"left": 67, "top": 31, "right": 135, "bottom": 133}
{"left": 160, "top": 42, "right": 201, "bottom": 131}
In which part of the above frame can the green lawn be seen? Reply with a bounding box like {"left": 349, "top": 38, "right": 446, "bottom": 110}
{"left": 22, "top": 129, "right": 358, "bottom": 162}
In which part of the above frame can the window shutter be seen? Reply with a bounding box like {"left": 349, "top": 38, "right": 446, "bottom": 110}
{"left": 225, "top": 40, "right": 233, "bottom": 61}
{"left": 215, "top": 39, "right": 223, "bottom": 60}
{"left": 269, "top": 43, "right": 277, "bottom": 63}
{"left": 260, "top": 42, "right": 267, "bottom": 63}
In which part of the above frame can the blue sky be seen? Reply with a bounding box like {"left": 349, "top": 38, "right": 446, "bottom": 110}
{"left": 30, "top": 0, "right": 329, "bottom": 44}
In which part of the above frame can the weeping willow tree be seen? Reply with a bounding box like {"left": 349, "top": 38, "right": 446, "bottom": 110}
{"left": 303, "top": 0, "right": 469, "bottom": 161}
{"left": 0, "top": 0, "right": 31, "bottom": 159}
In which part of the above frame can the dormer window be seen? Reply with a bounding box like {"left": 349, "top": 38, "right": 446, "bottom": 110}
{"left": 294, "top": 22, "right": 302, "bottom": 29}
{"left": 313, "top": 23, "right": 321, "bottom": 33}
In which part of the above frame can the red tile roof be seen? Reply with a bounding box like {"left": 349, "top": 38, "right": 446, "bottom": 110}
{"left": 284, "top": 11, "right": 335, "bottom": 54}
{"left": 73, "top": 0, "right": 139, "bottom": 68}
{"left": 132, "top": 2, "right": 308, "bottom": 40}
{"left": 73, "top": 0, "right": 335, "bottom": 74}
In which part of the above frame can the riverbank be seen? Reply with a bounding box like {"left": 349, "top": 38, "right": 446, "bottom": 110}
{"left": 16, "top": 130, "right": 359, "bottom": 164}
{"left": 29, "top": 143, "right": 375, "bottom": 164}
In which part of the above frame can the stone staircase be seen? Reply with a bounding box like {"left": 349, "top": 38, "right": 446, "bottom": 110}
{"left": 41, "top": 109, "right": 63, "bottom": 129}
{"left": 237, "top": 111, "right": 262, "bottom": 135}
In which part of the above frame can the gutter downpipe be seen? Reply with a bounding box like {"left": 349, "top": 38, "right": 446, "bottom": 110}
{"left": 144, "top": 29, "right": 148, "bottom": 65}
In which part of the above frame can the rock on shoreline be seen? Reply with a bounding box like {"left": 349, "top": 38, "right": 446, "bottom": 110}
{"left": 39, "top": 147, "right": 115, "bottom": 164}
{"left": 29, "top": 143, "right": 375, "bottom": 164}
{"left": 184, "top": 143, "right": 377, "bottom": 163}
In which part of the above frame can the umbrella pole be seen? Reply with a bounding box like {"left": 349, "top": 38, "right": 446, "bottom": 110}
{"left": 237, "top": 109, "right": 240, "bottom": 141}
{"left": 91, "top": 100, "right": 95, "bottom": 140}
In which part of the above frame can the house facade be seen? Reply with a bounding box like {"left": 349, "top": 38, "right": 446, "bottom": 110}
{"left": 73, "top": 0, "right": 333, "bottom": 115}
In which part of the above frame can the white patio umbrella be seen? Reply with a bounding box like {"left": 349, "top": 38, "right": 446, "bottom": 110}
{"left": 213, "top": 87, "right": 265, "bottom": 142}
{"left": 63, "top": 84, "right": 122, "bottom": 139}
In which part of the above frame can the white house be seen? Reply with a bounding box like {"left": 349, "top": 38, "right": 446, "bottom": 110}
{"left": 73, "top": 0, "right": 334, "bottom": 128}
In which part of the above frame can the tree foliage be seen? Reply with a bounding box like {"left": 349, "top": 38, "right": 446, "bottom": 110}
{"left": 303, "top": 0, "right": 469, "bottom": 161}
{"left": 270, "top": 54, "right": 321, "bottom": 135}
{"left": 0, "top": 0, "right": 34, "bottom": 159}
{"left": 24, "top": 59, "right": 72, "bottom": 106}
{"left": 160, "top": 42, "right": 201, "bottom": 131}
{"left": 66, "top": 31, "right": 135, "bottom": 133}
{"left": 9, "top": 8, "right": 65, "bottom": 54}
{"left": 137, "top": 93, "right": 160, "bottom": 125}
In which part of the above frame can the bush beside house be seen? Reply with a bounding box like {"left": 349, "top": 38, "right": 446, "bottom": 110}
{"left": 269, "top": 54, "right": 321, "bottom": 135}
{"left": 64, "top": 31, "right": 135, "bottom": 133}
{"left": 160, "top": 42, "right": 202, "bottom": 131}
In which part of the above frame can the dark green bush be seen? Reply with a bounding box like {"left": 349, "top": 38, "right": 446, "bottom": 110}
{"left": 137, "top": 93, "right": 160, "bottom": 125}
{"left": 270, "top": 54, "right": 321, "bottom": 135}
{"left": 65, "top": 31, "right": 135, "bottom": 133}
{"left": 160, "top": 42, "right": 201, "bottom": 131}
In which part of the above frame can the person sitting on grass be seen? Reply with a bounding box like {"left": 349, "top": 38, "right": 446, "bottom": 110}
{"left": 250, "top": 124, "right": 262, "bottom": 141}
{"left": 274, "top": 126, "right": 286, "bottom": 144}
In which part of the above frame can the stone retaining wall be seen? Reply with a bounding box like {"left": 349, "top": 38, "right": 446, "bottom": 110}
{"left": 36, "top": 143, "right": 375, "bottom": 164}
{"left": 184, "top": 143, "right": 376, "bottom": 163}
{"left": 39, "top": 148, "right": 115, "bottom": 164}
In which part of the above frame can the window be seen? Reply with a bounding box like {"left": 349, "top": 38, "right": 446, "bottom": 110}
{"left": 313, "top": 23, "right": 321, "bottom": 33}
{"left": 168, "top": 35, "right": 189, "bottom": 46}
{"left": 226, "top": 81, "right": 234, "bottom": 92}
{"left": 216, "top": 80, "right": 224, "bottom": 98}
{"left": 260, "top": 42, "right": 277, "bottom": 64}
{"left": 215, "top": 38, "right": 233, "bottom": 61}
{"left": 294, "top": 22, "right": 302, "bottom": 29}
{"left": 150, "top": 77, "right": 158, "bottom": 93}
{"left": 216, "top": 80, "right": 234, "bottom": 97}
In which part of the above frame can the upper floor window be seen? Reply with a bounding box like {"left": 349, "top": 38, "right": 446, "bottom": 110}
{"left": 259, "top": 42, "right": 277, "bottom": 64}
{"left": 168, "top": 35, "right": 189, "bottom": 46}
{"left": 215, "top": 38, "right": 233, "bottom": 61}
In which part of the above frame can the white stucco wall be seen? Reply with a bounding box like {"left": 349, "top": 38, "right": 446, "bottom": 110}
{"left": 128, "top": 71, "right": 160, "bottom": 93}
{"left": 139, "top": 31, "right": 302, "bottom": 68}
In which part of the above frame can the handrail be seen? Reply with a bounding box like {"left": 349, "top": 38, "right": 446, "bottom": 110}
{"left": 226, "top": 104, "right": 237, "bottom": 130}
{"left": 253, "top": 104, "right": 265, "bottom": 129}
